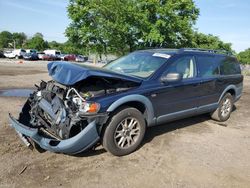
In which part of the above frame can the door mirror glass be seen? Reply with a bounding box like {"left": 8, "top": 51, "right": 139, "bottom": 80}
{"left": 160, "top": 72, "right": 183, "bottom": 83}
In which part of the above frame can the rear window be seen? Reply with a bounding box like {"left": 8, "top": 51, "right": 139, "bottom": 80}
{"left": 220, "top": 57, "right": 241, "bottom": 75}
{"left": 196, "top": 55, "right": 220, "bottom": 78}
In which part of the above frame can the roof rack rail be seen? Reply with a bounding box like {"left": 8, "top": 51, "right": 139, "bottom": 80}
{"left": 179, "top": 48, "right": 232, "bottom": 56}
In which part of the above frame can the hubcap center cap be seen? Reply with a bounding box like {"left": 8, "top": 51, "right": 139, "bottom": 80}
{"left": 124, "top": 129, "right": 130, "bottom": 137}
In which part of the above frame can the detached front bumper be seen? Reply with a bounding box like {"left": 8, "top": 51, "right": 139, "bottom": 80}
{"left": 9, "top": 114, "right": 100, "bottom": 154}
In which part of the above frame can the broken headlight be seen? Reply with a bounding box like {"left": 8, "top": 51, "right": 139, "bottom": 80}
{"left": 67, "top": 88, "right": 100, "bottom": 114}
{"left": 81, "top": 102, "right": 100, "bottom": 113}
{"left": 72, "top": 97, "right": 100, "bottom": 113}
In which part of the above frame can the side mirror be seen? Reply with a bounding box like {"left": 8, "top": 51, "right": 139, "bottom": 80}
{"left": 160, "top": 72, "right": 182, "bottom": 83}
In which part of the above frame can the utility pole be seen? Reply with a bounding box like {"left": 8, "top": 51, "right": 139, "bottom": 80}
{"left": 13, "top": 39, "right": 16, "bottom": 49}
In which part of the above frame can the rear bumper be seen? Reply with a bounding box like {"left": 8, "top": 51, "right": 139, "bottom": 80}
{"left": 9, "top": 114, "right": 100, "bottom": 154}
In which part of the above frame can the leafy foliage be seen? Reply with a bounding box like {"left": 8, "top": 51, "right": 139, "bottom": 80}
{"left": 0, "top": 31, "right": 28, "bottom": 49}
{"left": 12, "top": 32, "right": 27, "bottom": 48}
{"left": 66, "top": 0, "right": 199, "bottom": 55}
{"left": 0, "top": 30, "right": 87, "bottom": 54}
{"left": 24, "top": 33, "right": 49, "bottom": 51}
{"left": 237, "top": 48, "right": 250, "bottom": 64}
{"left": 191, "top": 32, "right": 233, "bottom": 53}
{"left": 0, "top": 31, "right": 16, "bottom": 48}
{"left": 0, "top": 0, "right": 243, "bottom": 59}
{"left": 48, "top": 40, "right": 87, "bottom": 54}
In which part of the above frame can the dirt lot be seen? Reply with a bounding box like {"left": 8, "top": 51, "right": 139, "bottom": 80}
{"left": 0, "top": 59, "right": 249, "bottom": 188}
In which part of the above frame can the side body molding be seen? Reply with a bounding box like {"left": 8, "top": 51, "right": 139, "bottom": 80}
{"left": 107, "top": 94, "right": 156, "bottom": 126}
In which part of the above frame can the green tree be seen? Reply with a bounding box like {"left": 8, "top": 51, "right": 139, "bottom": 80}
{"left": 0, "top": 31, "right": 13, "bottom": 48}
{"left": 66, "top": 0, "right": 199, "bottom": 55}
{"left": 34, "top": 32, "right": 44, "bottom": 38}
{"left": 237, "top": 48, "right": 250, "bottom": 64}
{"left": 12, "top": 32, "right": 27, "bottom": 48}
{"left": 25, "top": 34, "right": 49, "bottom": 51}
{"left": 191, "top": 32, "right": 233, "bottom": 53}
{"left": 48, "top": 41, "right": 62, "bottom": 49}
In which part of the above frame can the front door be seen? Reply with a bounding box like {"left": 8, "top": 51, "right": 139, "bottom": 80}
{"left": 150, "top": 55, "right": 202, "bottom": 124}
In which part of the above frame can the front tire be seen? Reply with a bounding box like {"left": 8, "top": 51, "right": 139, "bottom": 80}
{"left": 211, "top": 93, "right": 234, "bottom": 122}
{"left": 102, "top": 107, "right": 146, "bottom": 156}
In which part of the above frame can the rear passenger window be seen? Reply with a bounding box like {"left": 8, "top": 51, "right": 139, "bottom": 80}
{"left": 196, "top": 55, "right": 219, "bottom": 78}
{"left": 220, "top": 57, "right": 241, "bottom": 75}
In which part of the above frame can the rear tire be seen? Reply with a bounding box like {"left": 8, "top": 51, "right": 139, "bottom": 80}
{"left": 102, "top": 107, "right": 146, "bottom": 156}
{"left": 211, "top": 93, "right": 234, "bottom": 122}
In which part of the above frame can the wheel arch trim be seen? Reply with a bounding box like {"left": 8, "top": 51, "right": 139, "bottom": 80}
{"left": 218, "top": 84, "right": 237, "bottom": 102}
{"left": 107, "top": 94, "right": 156, "bottom": 126}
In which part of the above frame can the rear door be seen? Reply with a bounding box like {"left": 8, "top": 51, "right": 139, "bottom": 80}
{"left": 195, "top": 54, "right": 221, "bottom": 107}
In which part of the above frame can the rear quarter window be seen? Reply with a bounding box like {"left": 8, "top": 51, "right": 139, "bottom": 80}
{"left": 196, "top": 55, "right": 220, "bottom": 78}
{"left": 220, "top": 56, "right": 241, "bottom": 75}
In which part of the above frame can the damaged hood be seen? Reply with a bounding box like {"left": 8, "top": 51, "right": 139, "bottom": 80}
{"left": 47, "top": 61, "right": 142, "bottom": 86}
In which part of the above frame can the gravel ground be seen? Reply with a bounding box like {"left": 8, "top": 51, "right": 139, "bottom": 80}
{"left": 0, "top": 58, "right": 250, "bottom": 188}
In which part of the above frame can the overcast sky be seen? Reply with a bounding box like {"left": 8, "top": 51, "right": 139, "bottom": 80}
{"left": 0, "top": 0, "right": 249, "bottom": 52}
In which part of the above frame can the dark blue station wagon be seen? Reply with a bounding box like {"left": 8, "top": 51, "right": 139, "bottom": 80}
{"left": 9, "top": 48, "right": 243, "bottom": 156}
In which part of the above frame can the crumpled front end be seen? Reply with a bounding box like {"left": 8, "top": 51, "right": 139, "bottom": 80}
{"left": 8, "top": 80, "right": 108, "bottom": 154}
{"left": 9, "top": 114, "right": 99, "bottom": 154}
{"left": 9, "top": 62, "right": 140, "bottom": 154}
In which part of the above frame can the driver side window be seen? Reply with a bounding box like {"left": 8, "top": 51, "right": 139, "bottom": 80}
{"left": 167, "top": 56, "right": 197, "bottom": 79}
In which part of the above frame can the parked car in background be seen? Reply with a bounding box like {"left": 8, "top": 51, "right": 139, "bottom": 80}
{"left": 0, "top": 50, "right": 5, "bottom": 58}
{"left": 75, "top": 55, "right": 88, "bottom": 62}
{"left": 44, "top": 49, "right": 61, "bottom": 56}
{"left": 8, "top": 48, "right": 243, "bottom": 156}
{"left": 37, "top": 52, "right": 45, "bottom": 60}
{"left": 3, "top": 50, "right": 13, "bottom": 58}
{"left": 23, "top": 52, "right": 39, "bottom": 60}
{"left": 4, "top": 49, "right": 26, "bottom": 59}
{"left": 26, "top": 49, "right": 37, "bottom": 54}
{"left": 59, "top": 54, "right": 67, "bottom": 60}
{"left": 44, "top": 49, "right": 61, "bottom": 60}
{"left": 64, "top": 54, "right": 76, "bottom": 61}
{"left": 42, "top": 54, "right": 56, "bottom": 61}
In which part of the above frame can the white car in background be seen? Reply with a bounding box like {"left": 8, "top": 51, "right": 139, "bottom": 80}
{"left": 75, "top": 55, "right": 88, "bottom": 62}
{"left": 44, "top": 49, "right": 61, "bottom": 60}
{"left": 4, "top": 49, "right": 26, "bottom": 59}
{"left": 26, "top": 49, "right": 37, "bottom": 54}
{"left": 44, "top": 49, "right": 60, "bottom": 56}
{"left": 3, "top": 50, "right": 14, "bottom": 58}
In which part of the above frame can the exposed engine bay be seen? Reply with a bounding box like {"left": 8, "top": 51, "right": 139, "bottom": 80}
{"left": 27, "top": 78, "right": 138, "bottom": 140}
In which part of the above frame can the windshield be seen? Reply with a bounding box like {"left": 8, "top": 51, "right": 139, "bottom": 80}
{"left": 104, "top": 51, "right": 170, "bottom": 78}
